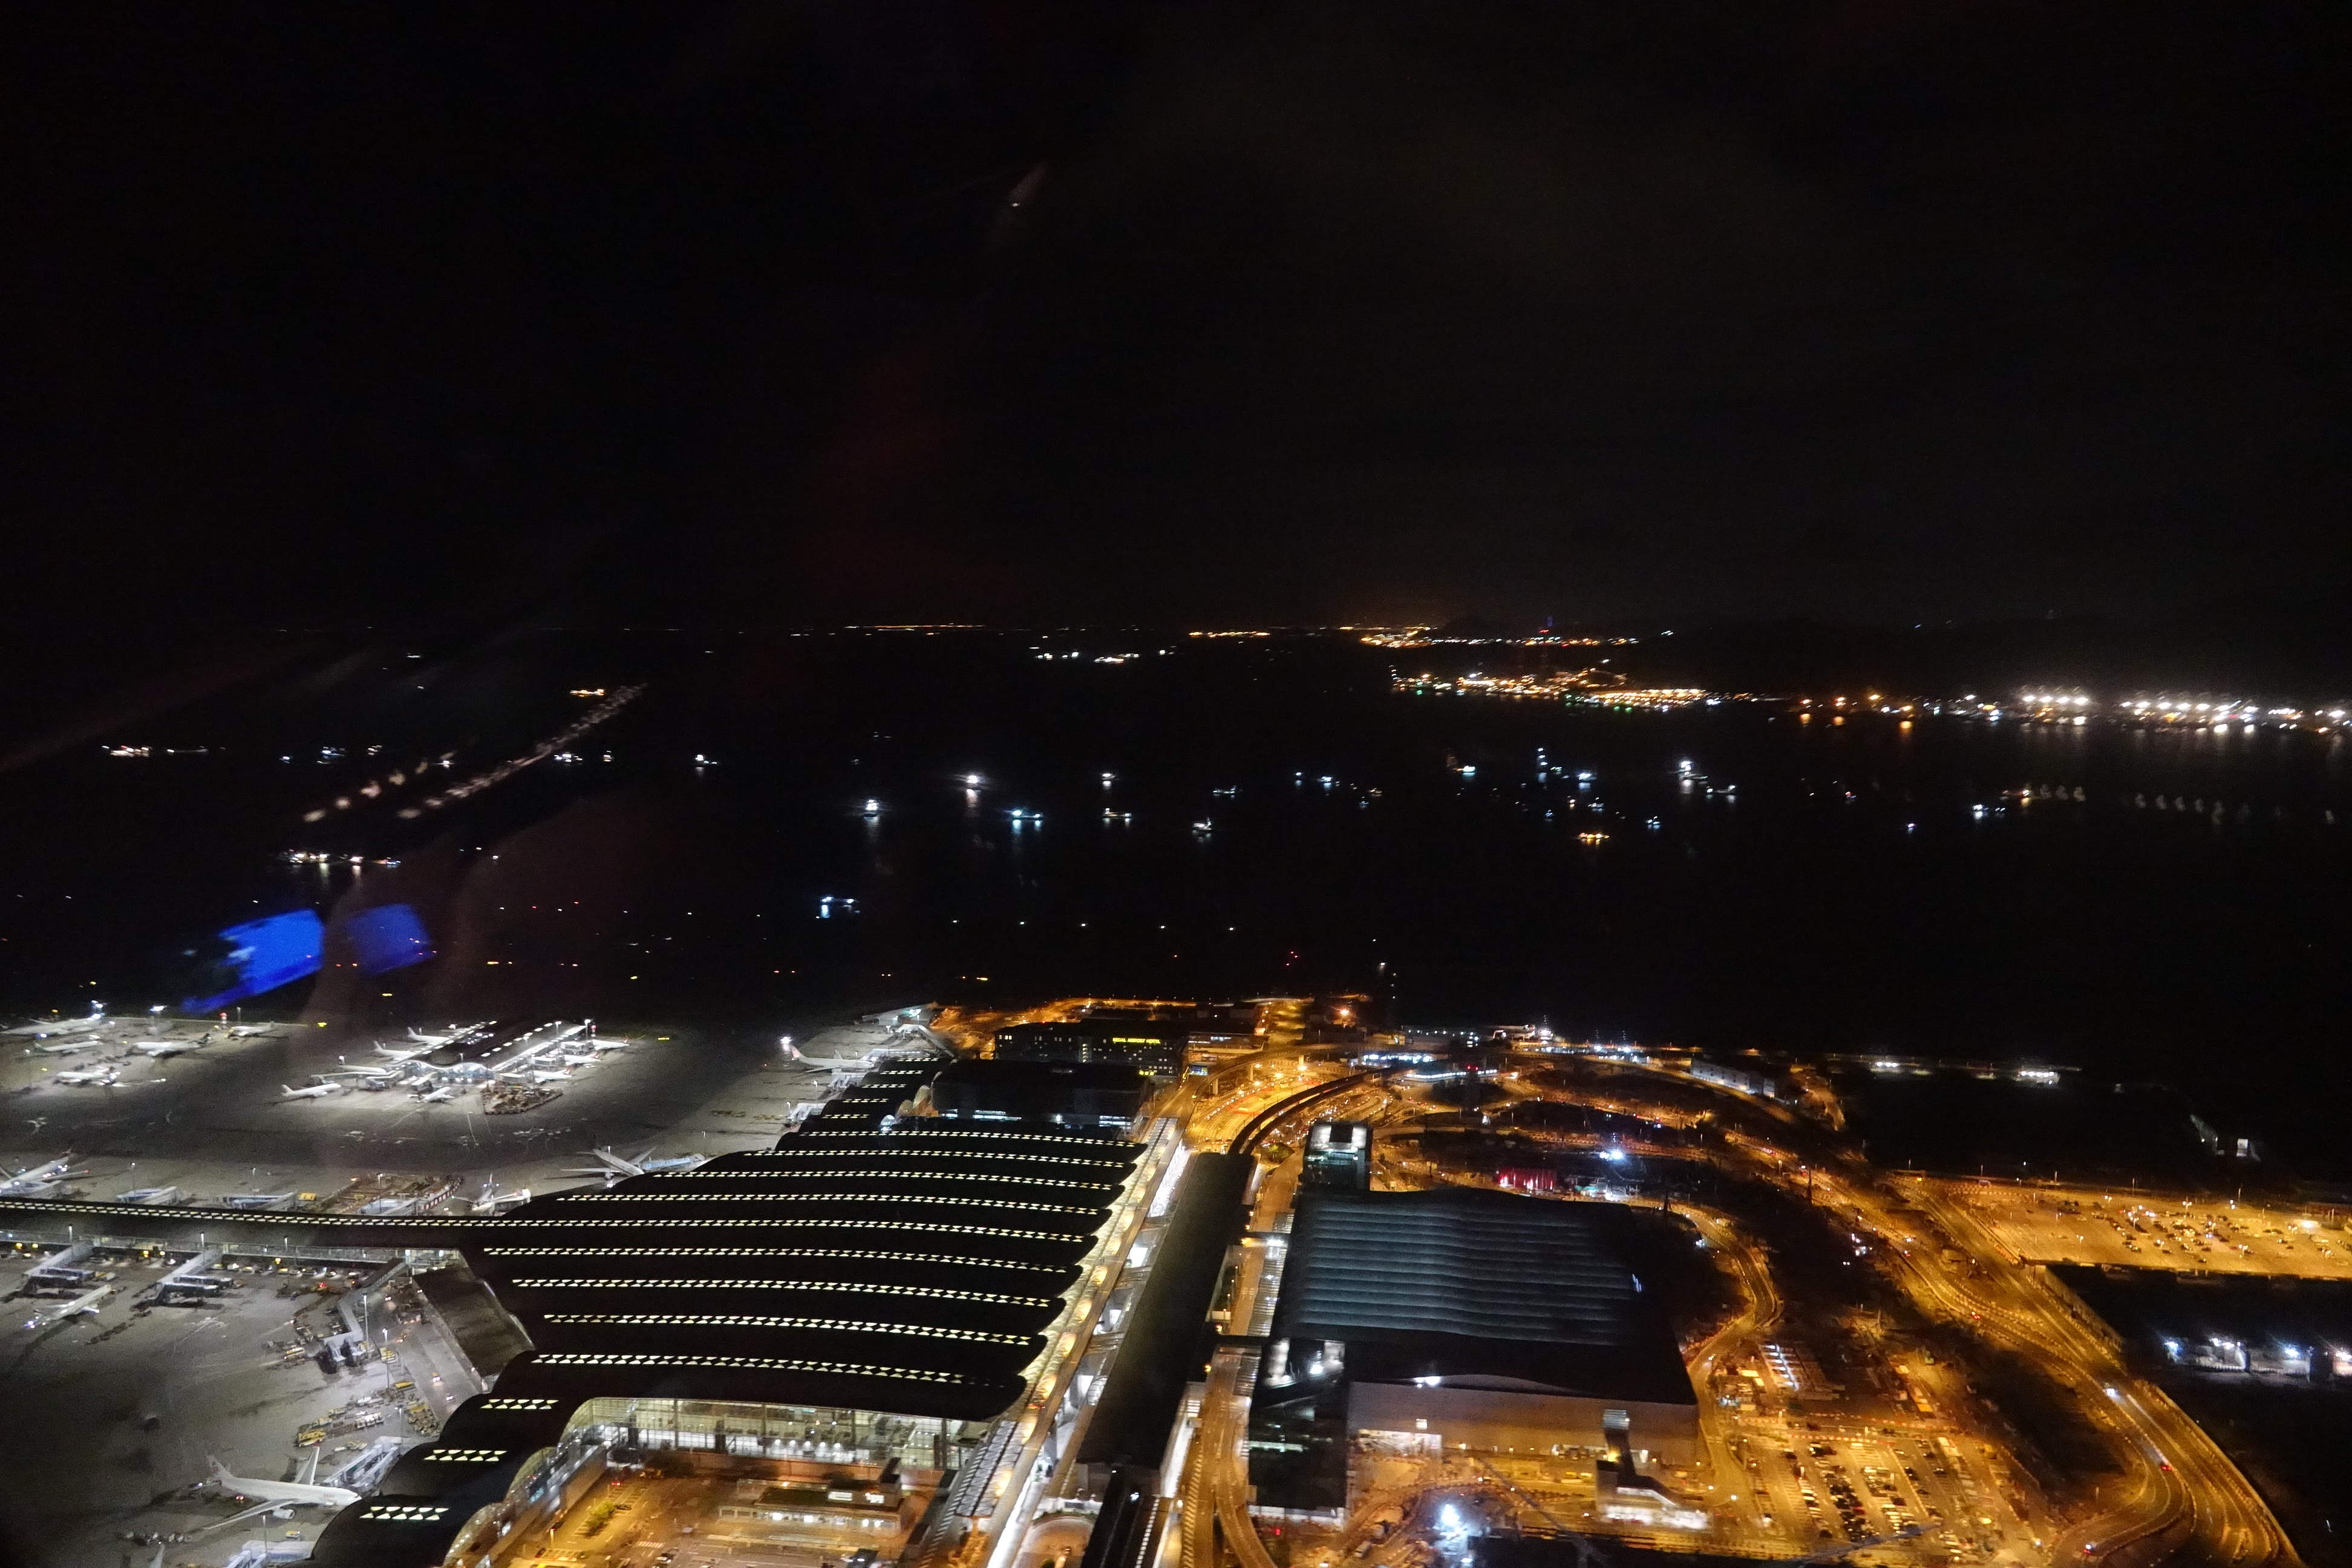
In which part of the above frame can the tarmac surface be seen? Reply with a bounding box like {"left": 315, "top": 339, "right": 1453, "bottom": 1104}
{"left": 0, "top": 1010, "right": 953, "bottom": 1568}
{"left": 0, "top": 1252, "right": 479, "bottom": 1568}
{"left": 0, "top": 1015, "right": 884, "bottom": 1206}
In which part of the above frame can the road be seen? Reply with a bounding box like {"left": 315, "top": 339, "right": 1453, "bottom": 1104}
{"left": 1485, "top": 1054, "right": 2301, "bottom": 1568}
{"left": 1893, "top": 1177, "right": 2295, "bottom": 1568}
{"left": 1674, "top": 1201, "right": 1786, "bottom": 1550}
{"left": 1154, "top": 1044, "right": 2302, "bottom": 1568}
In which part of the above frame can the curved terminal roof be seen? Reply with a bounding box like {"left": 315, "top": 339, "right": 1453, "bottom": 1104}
{"left": 472, "top": 1121, "right": 1144, "bottom": 1420}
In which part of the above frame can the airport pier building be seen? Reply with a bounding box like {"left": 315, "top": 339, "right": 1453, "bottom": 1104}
{"left": 0, "top": 1056, "right": 1241, "bottom": 1568}
{"left": 324, "top": 1060, "right": 1178, "bottom": 1568}
{"left": 1248, "top": 1187, "right": 1699, "bottom": 1511}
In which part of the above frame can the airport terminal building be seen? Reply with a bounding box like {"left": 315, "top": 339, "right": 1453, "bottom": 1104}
{"left": 1249, "top": 1187, "right": 1698, "bottom": 1510}
{"left": 993, "top": 1019, "right": 1187, "bottom": 1076}
{"left": 0, "top": 1048, "right": 1241, "bottom": 1568}
{"left": 283, "top": 1057, "right": 1183, "bottom": 1568}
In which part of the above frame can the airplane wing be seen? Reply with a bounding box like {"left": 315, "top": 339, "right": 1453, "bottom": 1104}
{"left": 194, "top": 1499, "right": 290, "bottom": 1537}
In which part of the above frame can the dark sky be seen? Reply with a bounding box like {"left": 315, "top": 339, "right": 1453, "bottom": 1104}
{"left": 4, "top": 1, "right": 2348, "bottom": 653}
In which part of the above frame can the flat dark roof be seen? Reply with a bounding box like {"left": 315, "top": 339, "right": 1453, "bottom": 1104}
{"left": 932, "top": 1058, "right": 1149, "bottom": 1125}
{"left": 1272, "top": 1187, "right": 1693, "bottom": 1408}
{"left": 1078, "top": 1152, "right": 1250, "bottom": 1468}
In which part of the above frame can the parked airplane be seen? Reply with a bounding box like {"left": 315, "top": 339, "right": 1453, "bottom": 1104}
{"left": 132, "top": 1037, "right": 206, "bottom": 1056}
{"left": 528, "top": 1068, "right": 574, "bottom": 1084}
{"left": 202, "top": 1454, "right": 359, "bottom": 1527}
{"left": 117, "top": 1186, "right": 182, "bottom": 1204}
{"left": 21, "top": 1284, "right": 111, "bottom": 1328}
{"left": 55, "top": 1067, "right": 120, "bottom": 1086}
{"left": 472, "top": 1178, "right": 528, "bottom": 1213}
{"left": 280, "top": 1081, "right": 344, "bottom": 1099}
{"left": 413, "top": 1084, "right": 456, "bottom": 1104}
{"left": 564, "top": 1145, "right": 706, "bottom": 1183}
{"left": 329, "top": 1062, "right": 407, "bottom": 1081}
{"left": 6, "top": 1014, "right": 108, "bottom": 1039}
{"left": 217, "top": 1192, "right": 296, "bottom": 1209}
{"left": 0, "top": 1157, "right": 87, "bottom": 1195}
{"left": 28, "top": 1038, "right": 104, "bottom": 1056}
{"left": 586, "top": 1036, "right": 633, "bottom": 1051}
{"left": 374, "top": 1042, "right": 433, "bottom": 1062}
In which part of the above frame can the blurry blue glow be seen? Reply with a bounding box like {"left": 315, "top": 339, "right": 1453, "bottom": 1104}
{"left": 348, "top": 903, "right": 434, "bottom": 976}
{"left": 186, "top": 910, "right": 324, "bottom": 1011}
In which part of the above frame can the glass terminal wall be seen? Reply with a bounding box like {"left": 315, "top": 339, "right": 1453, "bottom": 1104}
{"left": 565, "top": 1398, "right": 989, "bottom": 1472}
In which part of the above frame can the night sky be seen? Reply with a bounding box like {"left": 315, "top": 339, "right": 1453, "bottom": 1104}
{"left": 4, "top": 2, "right": 2348, "bottom": 654}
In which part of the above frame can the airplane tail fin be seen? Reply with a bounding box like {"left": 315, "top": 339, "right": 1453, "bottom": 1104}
{"left": 208, "top": 1455, "right": 234, "bottom": 1482}
{"left": 301, "top": 1447, "right": 321, "bottom": 1486}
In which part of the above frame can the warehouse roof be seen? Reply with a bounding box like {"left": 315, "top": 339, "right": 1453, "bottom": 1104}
{"left": 1270, "top": 1187, "right": 1693, "bottom": 1407}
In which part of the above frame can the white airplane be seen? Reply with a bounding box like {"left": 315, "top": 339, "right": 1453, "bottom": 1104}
{"left": 117, "top": 1186, "right": 181, "bottom": 1204}
{"left": 472, "top": 1178, "right": 528, "bottom": 1213}
{"left": 132, "top": 1037, "right": 206, "bottom": 1056}
{"left": 563, "top": 1145, "right": 706, "bottom": 1182}
{"left": 528, "top": 1068, "right": 574, "bottom": 1084}
{"left": 558, "top": 1051, "right": 598, "bottom": 1067}
{"left": 6, "top": 1014, "right": 108, "bottom": 1039}
{"left": 587, "top": 1036, "right": 632, "bottom": 1051}
{"left": 202, "top": 1454, "right": 358, "bottom": 1529}
{"left": 0, "top": 1157, "right": 87, "bottom": 1195}
{"left": 413, "top": 1084, "right": 456, "bottom": 1103}
{"left": 55, "top": 1067, "right": 120, "bottom": 1086}
{"left": 374, "top": 1042, "right": 432, "bottom": 1062}
{"left": 28, "top": 1038, "right": 104, "bottom": 1056}
{"left": 329, "top": 1062, "right": 407, "bottom": 1080}
{"left": 22, "top": 1285, "right": 111, "bottom": 1328}
{"left": 218, "top": 1192, "right": 295, "bottom": 1209}
{"left": 279, "top": 1081, "right": 344, "bottom": 1099}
